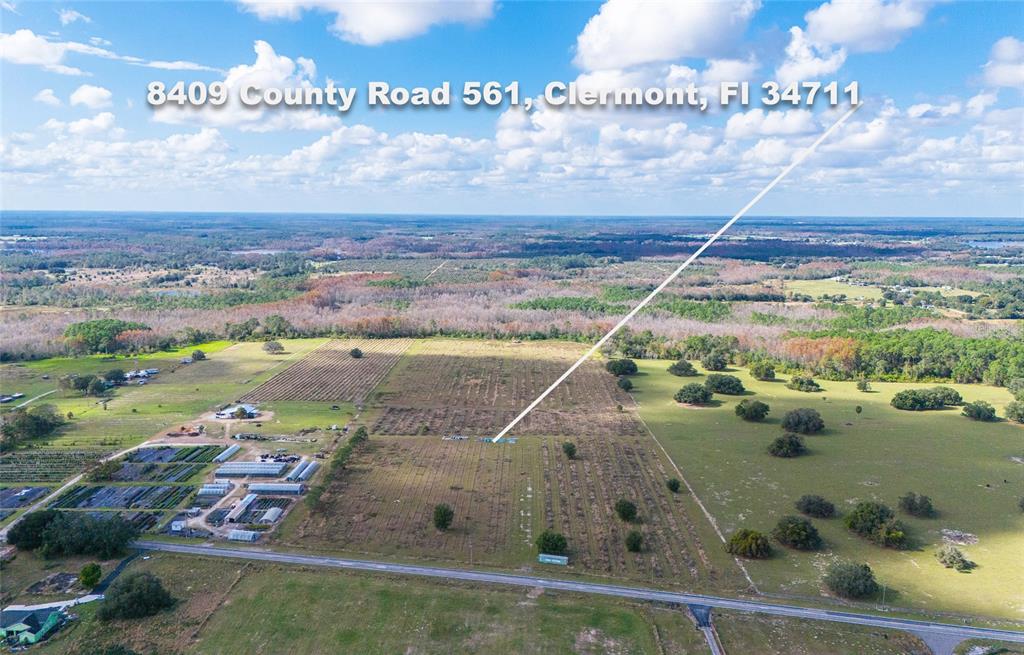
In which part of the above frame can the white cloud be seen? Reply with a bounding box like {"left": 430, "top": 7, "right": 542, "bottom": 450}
{"left": 237, "top": 0, "right": 494, "bottom": 46}
{"left": 907, "top": 100, "right": 961, "bottom": 120}
{"left": 983, "top": 36, "right": 1024, "bottom": 88}
{"left": 33, "top": 88, "right": 61, "bottom": 106}
{"left": 775, "top": 26, "right": 846, "bottom": 85}
{"left": 44, "top": 111, "right": 121, "bottom": 137}
{"left": 70, "top": 84, "right": 112, "bottom": 109}
{"left": 804, "top": 0, "right": 933, "bottom": 52}
{"left": 57, "top": 8, "right": 91, "bottom": 25}
{"left": 725, "top": 108, "right": 816, "bottom": 139}
{"left": 966, "top": 91, "right": 998, "bottom": 117}
{"left": 153, "top": 40, "right": 340, "bottom": 132}
{"left": 89, "top": 36, "right": 112, "bottom": 47}
{"left": 1, "top": 1, "right": 17, "bottom": 13}
{"left": 574, "top": 0, "right": 759, "bottom": 71}
{"left": 0, "top": 28, "right": 220, "bottom": 76}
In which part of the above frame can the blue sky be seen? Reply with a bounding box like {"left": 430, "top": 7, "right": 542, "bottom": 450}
{"left": 1, "top": 1, "right": 1022, "bottom": 216}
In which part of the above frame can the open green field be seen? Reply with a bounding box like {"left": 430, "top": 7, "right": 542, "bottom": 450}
{"left": 784, "top": 278, "right": 979, "bottom": 301}
{"left": 33, "top": 552, "right": 934, "bottom": 655}
{"left": 0, "top": 339, "right": 327, "bottom": 452}
{"left": 631, "top": 360, "right": 1024, "bottom": 620}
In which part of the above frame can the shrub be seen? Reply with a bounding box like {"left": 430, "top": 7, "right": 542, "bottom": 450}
{"left": 704, "top": 373, "right": 745, "bottom": 395}
{"left": 614, "top": 498, "right": 638, "bottom": 522}
{"left": 844, "top": 502, "right": 908, "bottom": 549}
{"left": 625, "top": 530, "right": 643, "bottom": 552}
{"left": 667, "top": 360, "right": 698, "bottom": 377}
{"left": 961, "top": 400, "right": 997, "bottom": 421}
{"left": 824, "top": 562, "right": 879, "bottom": 599}
{"left": 786, "top": 376, "right": 822, "bottom": 392}
{"left": 349, "top": 347, "right": 363, "bottom": 359}
{"left": 856, "top": 379, "right": 871, "bottom": 392}
{"left": 781, "top": 408, "right": 825, "bottom": 434}
{"left": 735, "top": 399, "right": 769, "bottom": 421}
{"left": 536, "top": 530, "right": 567, "bottom": 555}
{"left": 262, "top": 341, "right": 284, "bottom": 354}
{"left": 617, "top": 377, "right": 633, "bottom": 391}
{"left": 674, "top": 383, "right": 712, "bottom": 405}
{"left": 562, "top": 441, "right": 577, "bottom": 459}
{"left": 795, "top": 494, "right": 835, "bottom": 518}
{"left": 433, "top": 503, "right": 454, "bottom": 531}
{"left": 898, "top": 492, "right": 936, "bottom": 518}
{"left": 891, "top": 386, "right": 962, "bottom": 411}
{"left": 190, "top": 350, "right": 206, "bottom": 361}
{"left": 936, "top": 544, "right": 974, "bottom": 571}
{"left": 772, "top": 516, "right": 822, "bottom": 550}
{"left": 749, "top": 361, "right": 775, "bottom": 381}
{"left": 700, "top": 351, "right": 728, "bottom": 371}
{"left": 768, "top": 433, "right": 806, "bottom": 458}
{"left": 80, "top": 563, "right": 102, "bottom": 588}
{"left": 98, "top": 572, "right": 174, "bottom": 621}
{"left": 605, "top": 359, "right": 638, "bottom": 376}
{"left": 725, "top": 528, "right": 771, "bottom": 559}
{"left": 1006, "top": 400, "right": 1024, "bottom": 424}
{"left": 1009, "top": 378, "right": 1024, "bottom": 401}
{"left": 666, "top": 478, "right": 681, "bottom": 493}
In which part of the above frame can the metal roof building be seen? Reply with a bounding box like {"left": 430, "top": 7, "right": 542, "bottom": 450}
{"left": 198, "top": 483, "right": 231, "bottom": 496}
{"left": 297, "top": 460, "right": 320, "bottom": 481}
{"left": 215, "top": 461, "right": 288, "bottom": 477}
{"left": 227, "top": 529, "right": 260, "bottom": 542}
{"left": 226, "top": 493, "right": 258, "bottom": 522}
{"left": 212, "top": 444, "right": 241, "bottom": 463}
{"left": 247, "top": 483, "right": 305, "bottom": 495}
{"left": 286, "top": 458, "right": 309, "bottom": 481}
{"left": 260, "top": 507, "right": 284, "bottom": 523}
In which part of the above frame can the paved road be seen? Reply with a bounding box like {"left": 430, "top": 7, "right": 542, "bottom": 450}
{"left": 14, "top": 389, "right": 57, "bottom": 408}
{"left": 136, "top": 540, "right": 1024, "bottom": 649}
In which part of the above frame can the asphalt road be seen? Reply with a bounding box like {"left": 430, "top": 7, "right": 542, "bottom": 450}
{"left": 136, "top": 540, "right": 1023, "bottom": 648}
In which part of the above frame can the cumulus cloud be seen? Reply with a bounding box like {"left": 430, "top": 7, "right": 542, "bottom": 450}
{"left": 725, "top": 108, "right": 816, "bottom": 139}
{"left": 0, "top": 28, "right": 220, "bottom": 75}
{"left": 775, "top": 26, "right": 846, "bottom": 85}
{"left": 33, "top": 88, "right": 61, "bottom": 106}
{"left": 574, "top": 0, "right": 759, "bottom": 71}
{"left": 153, "top": 40, "right": 340, "bottom": 132}
{"left": 70, "top": 84, "right": 112, "bottom": 109}
{"left": 983, "top": 36, "right": 1024, "bottom": 88}
{"left": 804, "top": 0, "right": 933, "bottom": 52}
{"left": 966, "top": 91, "right": 998, "bottom": 117}
{"left": 43, "top": 111, "right": 122, "bottom": 137}
{"left": 907, "top": 100, "right": 961, "bottom": 120}
{"left": 57, "top": 8, "right": 90, "bottom": 25}
{"left": 237, "top": 0, "right": 494, "bottom": 45}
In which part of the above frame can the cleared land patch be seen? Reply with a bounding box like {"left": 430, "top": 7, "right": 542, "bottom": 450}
{"left": 370, "top": 339, "right": 643, "bottom": 437}
{"left": 242, "top": 338, "right": 412, "bottom": 404}
{"left": 289, "top": 433, "right": 734, "bottom": 587}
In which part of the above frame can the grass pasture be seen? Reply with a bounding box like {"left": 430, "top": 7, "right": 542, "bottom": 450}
{"left": 631, "top": 359, "right": 1024, "bottom": 620}
{"left": 30, "top": 552, "right": 937, "bottom": 655}
{"left": 1, "top": 339, "right": 326, "bottom": 453}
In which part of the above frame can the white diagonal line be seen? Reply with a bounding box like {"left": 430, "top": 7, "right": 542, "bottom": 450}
{"left": 493, "top": 103, "right": 862, "bottom": 442}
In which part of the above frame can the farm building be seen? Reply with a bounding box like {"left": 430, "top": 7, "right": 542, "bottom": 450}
{"left": 297, "top": 461, "right": 320, "bottom": 481}
{"left": 247, "top": 483, "right": 305, "bottom": 495}
{"left": 285, "top": 458, "right": 309, "bottom": 481}
{"left": 198, "top": 483, "right": 231, "bottom": 496}
{"left": 260, "top": 507, "right": 284, "bottom": 523}
{"left": 212, "top": 445, "right": 241, "bottom": 463}
{"left": 215, "top": 404, "right": 259, "bottom": 419}
{"left": 215, "top": 461, "right": 287, "bottom": 477}
{"left": 1, "top": 608, "right": 64, "bottom": 645}
{"left": 226, "top": 493, "right": 257, "bottom": 522}
{"left": 228, "top": 529, "right": 260, "bottom": 542}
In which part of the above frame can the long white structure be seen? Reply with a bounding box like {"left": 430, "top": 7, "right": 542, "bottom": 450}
{"left": 296, "top": 460, "right": 320, "bottom": 481}
{"left": 215, "top": 461, "right": 288, "bottom": 477}
{"left": 285, "top": 458, "right": 309, "bottom": 481}
{"left": 212, "top": 445, "right": 241, "bottom": 463}
{"left": 225, "top": 493, "right": 257, "bottom": 522}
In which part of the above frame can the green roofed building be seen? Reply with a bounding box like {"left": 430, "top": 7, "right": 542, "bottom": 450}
{"left": 1, "top": 607, "right": 65, "bottom": 645}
